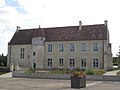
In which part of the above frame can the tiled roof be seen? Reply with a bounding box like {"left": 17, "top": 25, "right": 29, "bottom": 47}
{"left": 9, "top": 24, "right": 108, "bottom": 45}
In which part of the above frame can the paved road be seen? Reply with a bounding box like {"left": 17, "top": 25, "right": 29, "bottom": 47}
{"left": 103, "top": 70, "right": 120, "bottom": 76}
{"left": 0, "top": 71, "right": 120, "bottom": 90}
{"left": 0, "top": 72, "right": 12, "bottom": 78}
{"left": 0, "top": 78, "right": 120, "bottom": 90}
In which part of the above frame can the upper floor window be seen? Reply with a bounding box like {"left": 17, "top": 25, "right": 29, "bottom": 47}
{"left": 20, "top": 48, "right": 25, "bottom": 59}
{"left": 48, "top": 58, "right": 52, "bottom": 67}
{"left": 70, "top": 44, "right": 74, "bottom": 52}
{"left": 70, "top": 59, "right": 75, "bottom": 68}
{"left": 59, "top": 58, "right": 64, "bottom": 67}
{"left": 48, "top": 44, "right": 52, "bottom": 52}
{"left": 93, "top": 43, "right": 98, "bottom": 51}
{"left": 59, "top": 44, "right": 64, "bottom": 52}
{"left": 93, "top": 58, "right": 98, "bottom": 67}
{"left": 81, "top": 58, "right": 86, "bottom": 68}
{"left": 81, "top": 43, "right": 86, "bottom": 51}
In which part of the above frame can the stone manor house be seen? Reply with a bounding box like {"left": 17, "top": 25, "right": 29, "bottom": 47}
{"left": 7, "top": 20, "right": 112, "bottom": 71}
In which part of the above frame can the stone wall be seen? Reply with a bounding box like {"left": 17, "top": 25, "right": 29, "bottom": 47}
{"left": 45, "top": 40, "right": 104, "bottom": 69}
{"left": 12, "top": 71, "right": 120, "bottom": 81}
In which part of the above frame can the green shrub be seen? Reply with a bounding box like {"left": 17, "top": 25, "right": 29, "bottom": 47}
{"left": 24, "top": 68, "right": 35, "bottom": 74}
{"left": 85, "top": 69, "right": 95, "bottom": 75}
{"left": 0, "top": 55, "right": 7, "bottom": 66}
{"left": 116, "top": 71, "right": 120, "bottom": 76}
{"left": 94, "top": 69, "right": 106, "bottom": 75}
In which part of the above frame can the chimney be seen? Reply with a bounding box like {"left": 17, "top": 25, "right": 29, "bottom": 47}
{"left": 79, "top": 21, "right": 82, "bottom": 30}
{"left": 16, "top": 26, "right": 21, "bottom": 32}
{"left": 104, "top": 20, "right": 108, "bottom": 26}
{"left": 39, "top": 25, "right": 41, "bottom": 29}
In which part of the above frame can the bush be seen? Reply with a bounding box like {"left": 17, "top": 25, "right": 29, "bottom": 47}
{"left": 0, "top": 67, "right": 10, "bottom": 72}
{"left": 94, "top": 69, "right": 106, "bottom": 75}
{"left": 85, "top": 69, "right": 95, "bottom": 75}
{"left": 116, "top": 71, "right": 120, "bottom": 76}
{"left": 0, "top": 55, "right": 7, "bottom": 66}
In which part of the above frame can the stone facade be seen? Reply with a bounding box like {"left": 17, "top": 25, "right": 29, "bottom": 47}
{"left": 7, "top": 21, "right": 113, "bottom": 71}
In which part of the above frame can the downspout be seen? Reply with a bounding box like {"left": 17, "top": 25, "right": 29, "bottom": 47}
{"left": 8, "top": 44, "right": 11, "bottom": 70}
{"left": 102, "top": 40, "right": 104, "bottom": 69}
{"left": 43, "top": 41, "right": 45, "bottom": 69}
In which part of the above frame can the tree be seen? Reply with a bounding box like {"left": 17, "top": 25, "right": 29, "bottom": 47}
{"left": 0, "top": 55, "right": 7, "bottom": 66}
{"left": 116, "top": 46, "right": 120, "bottom": 68}
{"left": 113, "top": 57, "right": 118, "bottom": 65}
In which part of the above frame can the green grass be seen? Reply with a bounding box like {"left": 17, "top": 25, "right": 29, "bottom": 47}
{"left": 116, "top": 71, "right": 120, "bottom": 76}
{"left": 85, "top": 69, "right": 95, "bottom": 75}
{"left": 85, "top": 69, "right": 106, "bottom": 75}
{"left": 0, "top": 72, "right": 6, "bottom": 75}
{"left": 24, "top": 68, "right": 106, "bottom": 75}
{"left": 24, "top": 69, "right": 36, "bottom": 74}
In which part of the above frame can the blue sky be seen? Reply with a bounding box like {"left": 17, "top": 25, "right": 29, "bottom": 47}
{"left": 0, "top": 0, "right": 120, "bottom": 56}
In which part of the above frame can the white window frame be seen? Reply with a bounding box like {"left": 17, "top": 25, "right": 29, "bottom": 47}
{"left": 59, "top": 58, "right": 64, "bottom": 67}
{"left": 93, "top": 58, "right": 99, "bottom": 68}
{"left": 70, "top": 44, "right": 74, "bottom": 52}
{"left": 81, "top": 58, "right": 86, "bottom": 68}
{"left": 20, "top": 48, "right": 25, "bottom": 59}
{"left": 93, "top": 43, "right": 98, "bottom": 51}
{"left": 48, "top": 58, "right": 52, "bottom": 67}
{"left": 81, "top": 43, "right": 86, "bottom": 51}
{"left": 48, "top": 44, "right": 52, "bottom": 52}
{"left": 69, "top": 59, "right": 75, "bottom": 68}
{"left": 59, "top": 44, "right": 64, "bottom": 52}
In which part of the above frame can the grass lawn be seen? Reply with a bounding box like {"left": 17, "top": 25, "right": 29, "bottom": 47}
{"left": 0, "top": 72, "right": 6, "bottom": 75}
{"left": 116, "top": 71, "right": 120, "bottom": 76}
{"left": 25, "top": 69, "right": 106, "bottom": 75}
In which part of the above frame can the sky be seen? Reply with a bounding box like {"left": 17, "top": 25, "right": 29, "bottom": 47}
{"left": 0, "top": 0, "right": 120, "bottom": 57}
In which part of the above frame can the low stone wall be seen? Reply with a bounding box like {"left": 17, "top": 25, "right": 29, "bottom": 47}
{"left": 12, "top": 71, "right": 120, "bottom": 81}
{"left": 87, "top": 75, "right": 120, "bottom": 81}
{"left": 12, "top": 71, "right": 72, "bottom": 80}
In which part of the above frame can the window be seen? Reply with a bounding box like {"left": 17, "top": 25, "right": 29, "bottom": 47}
{"left": 81, "top": 58, "right": 86, "bottom": 68}
{"left": 93, "top": 43, "right": 98, "bottom": 51}
{"left": 81, "top": 43, "right": 86, "bottom": 51}
{"left": 59, "top": 44, "right": 64, "bottom": 52}
{"left": 33, "top": 52, "right": 36, "bottom": 56}
{"left": 20, "top": 48, "right": 25, "bottom": 59}
{"left": 93, "top": 58, "right": 98, "bottom": 67}
{"left": 59, "top": 58, "right": 64, "bottom": 67}
{"left": 48, "top": 44, "right": 52, "bottom": 52}
{"left": 41, "top": 38, "right": 43, "bottom": 41}
{"left": 70, "top": 44, "right": 74, "bottom": 52}
{"left": 48, "top": 58, "right": 52, "bottom": 67}
{"left": 70, "top": 59, "right": 75, "bottom": 68}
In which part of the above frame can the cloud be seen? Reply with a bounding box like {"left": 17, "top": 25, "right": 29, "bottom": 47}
{"left": 0, "top": 1, "right": 30, "bottom": 55}
{"left": 0, "top": 0, "right": 120, "bottom": 56}
{"left": 0, "top": 0, "right": 5, "bottom": 7}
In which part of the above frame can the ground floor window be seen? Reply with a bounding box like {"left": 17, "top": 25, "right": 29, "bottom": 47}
{"left": 59, "top": 58, "right": 64, "bottom": 67}
{"left": 70, "top": 59, "right": 75, "bottom": 68}
{"left": 81, "top": 58, "right": 86, "bottom": 68}
{"left": 48, "top": 58, "right": 52, "bottom": 67}
{"left": 93, "top": 58, "right": 98, "bottom": 67}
